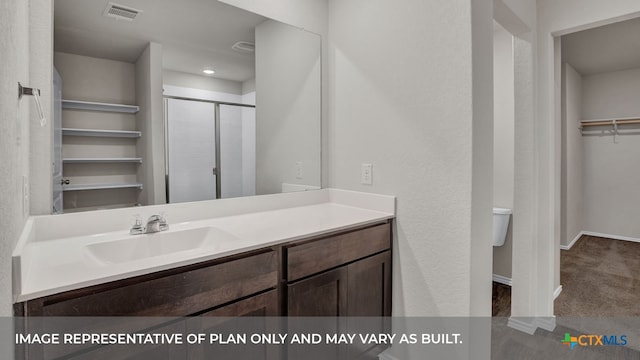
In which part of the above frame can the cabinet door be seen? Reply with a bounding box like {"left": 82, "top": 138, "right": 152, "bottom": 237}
{"left": 347, "top": 251, "right": 392, "bottom": 317}
{"left": 346, "top": 251, "right": 392, "bottom": 359}
{"left": 200, "top": 289, "right": 279, "bottom": 317}
{"left": 287, "top": 267, "right": 347, "bottom": 316}
{"left": 188, "top": 290, "right": 279, "bottom": 360}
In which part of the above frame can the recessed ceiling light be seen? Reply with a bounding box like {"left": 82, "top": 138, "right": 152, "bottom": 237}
{"left": 203, "top": 69, "right": 215, "bottom": 75}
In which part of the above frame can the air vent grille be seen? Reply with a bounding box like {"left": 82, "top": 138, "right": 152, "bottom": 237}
{"left": 103, "top": 2, "right": 141, "bottom": 21}
{"left": 232, "top": 41, "right": 255, "bottom": 53}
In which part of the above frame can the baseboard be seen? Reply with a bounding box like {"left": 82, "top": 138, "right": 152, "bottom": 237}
{"left": 536, "top": 316, "right": 556, "bottom": 332}
{"left": 560, "top": 231, "right": 584, "bottom": 250}
{"left": 563, "top": 231, "right": 640, "bottom": 250}
{"left": 378, "top": 349, "right": 399, "bottom": 360}
{"left": 553, "top": 285, "right": 562, "bottom": 299}
{"left": 507, "top": 317, "right": 537, "bottom": 335}
{"left": 582, "top": 231, "right": 640, "bottom": 244}
{"left": 507, "top": 316, "right": 556, "bottom": 335}
{"left": 492, "top": 274, "right": 512, "bottom": 286}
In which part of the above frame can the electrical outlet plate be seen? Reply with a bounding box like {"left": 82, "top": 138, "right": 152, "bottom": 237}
{"left": 361, "top": 163, "right": 373, "bottom": 185}
{"left": 295, "top": 161, "right": 303, "bottom": 179}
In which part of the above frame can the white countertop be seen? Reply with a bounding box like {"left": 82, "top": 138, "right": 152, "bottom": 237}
{"left": 13, "top": 189, "right": 395, "bottom": 302}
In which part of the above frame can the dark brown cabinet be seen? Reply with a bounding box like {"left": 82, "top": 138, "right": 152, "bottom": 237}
{"left": 15, "top": 221, "right": 392, "bottom": 360}
{"left": 285, "top": 223, "right": 392, "bottom": 317}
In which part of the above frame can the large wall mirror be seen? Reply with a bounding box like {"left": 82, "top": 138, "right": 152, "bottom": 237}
{"left": 52, "top": 0, "right": 321, "bottom": 213}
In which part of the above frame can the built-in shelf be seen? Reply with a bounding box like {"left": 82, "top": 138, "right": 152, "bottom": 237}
{"left": 63, "top": 183, "right": 143, "bottom": 191}
{"left": 63, "top": 157, "right": 143, "bottom": 164}
{"left": 62, "top": 100, "right": 140, "bottom": 114}
{"left": 62, "top": 128, "right": 142, "bottom": 138}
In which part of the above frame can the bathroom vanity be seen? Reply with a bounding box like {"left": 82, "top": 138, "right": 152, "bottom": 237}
{"left": 13, "top": 189, "right": 394, "bottom": 359}
{"left": 15, "top": 222, "right": 391, "bottom": 318}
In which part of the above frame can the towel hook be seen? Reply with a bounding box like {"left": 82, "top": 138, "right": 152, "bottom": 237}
{"left": 18, "top": 82, "right": 46, "bottom": 127}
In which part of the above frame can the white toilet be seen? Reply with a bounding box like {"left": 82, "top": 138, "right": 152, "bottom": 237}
{"left": 493, "top": 207, "right": 512, "bottom": 246}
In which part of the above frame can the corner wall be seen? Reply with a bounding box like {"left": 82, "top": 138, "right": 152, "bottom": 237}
{"left": 328, "top": 0, "right": 492, "bottom": 318}
{"left": 254, "top": 19, "right": 321, "bottom": 194}
{"left": 136, "top": 42, "right": 166, "bottom": 206}
{"left": 492, "top": 25, "right": 515, "bottom": 279}
{"left": 0, "top": 0, "right": 31, "bottom": 316}
{"left": 561, "top": 63, "right": 583, "bottom": 246}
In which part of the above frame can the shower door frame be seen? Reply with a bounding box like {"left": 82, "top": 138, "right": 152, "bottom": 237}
{"left": 163, "top": 95, "right": 255, "bottom": 202}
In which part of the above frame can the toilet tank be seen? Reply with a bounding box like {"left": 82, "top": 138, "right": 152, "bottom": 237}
{"left": 493, "top": 207, "right": 512, "bottom": 246}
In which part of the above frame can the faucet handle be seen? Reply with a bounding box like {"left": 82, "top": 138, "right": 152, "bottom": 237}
{"left": 130, "top": 214, "right": 144, "bottom": 235}
{"left": 158, "top": 212, "right": 169, "bottom": 231}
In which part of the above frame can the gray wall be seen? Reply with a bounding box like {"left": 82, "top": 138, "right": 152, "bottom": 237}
{"left": 163, "top": 70, "right": 243, "bottom": 95}
{"left": 581, "top": 67, "right": 640, "bottom": 239}
{"left": 492, "top": 25, "right": 515, "bottom": 279}
{"left": 0, "top": 0, "right": 31, "bottom": 318}
{"left": 561, "top": 63, "right": 583, "bottom": 246}
{"left": 136, "top": 42, "right": 166, "bottom": 206}
{"left": 327, "top": 0, "right": 493, "bottom": 322}
{"left": 255, "top": 19, "right": 321, "bottom": 194}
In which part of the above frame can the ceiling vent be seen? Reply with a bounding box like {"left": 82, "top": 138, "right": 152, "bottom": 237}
{"left": 102, "top": 2, "right": 142, "bottom": 21}
{"left": 232, "top": 41, "right": 255, "bottom": 53}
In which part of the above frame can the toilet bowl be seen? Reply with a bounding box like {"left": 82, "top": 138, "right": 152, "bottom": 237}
{"left": 493, "top": 207, "right": 512, "bottom": 246}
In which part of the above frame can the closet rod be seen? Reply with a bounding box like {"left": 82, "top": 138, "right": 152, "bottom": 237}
{"left": 580, "top": 118, "right": 640, "bottom": 127}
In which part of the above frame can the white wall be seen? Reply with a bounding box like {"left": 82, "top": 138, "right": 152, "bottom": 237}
{"left": 29, "top": 0, "right": 53, "bottom": 217}
{"left": 493, "top": 25, "right": 514, "bottom": 279}
{"left": 218, "top": 0, "right": 330, "bottom": 190}
{"left": 241, "top": 91, "right": 256, "bottom": 196}
{"left": 163, "top": 70, "right": 242, "bottom": 95}
{"left": 255, "top": 19, "right": 321, "bottom": 194}
{"left": 561, "top": 63, "right": 583, "bottom": 246}
{"left": 0, "top": 0, "right": 31, "bottom": 318}
{"left": 328, "top": 1, "right": 494, "bottom": 355}
{"left": 136, "top": 43, "right": 166, "bottom": 206}
{"left": 581, "top": 67, "right": 640, "bottom": 238}
{"left": 328, "top": 0, "right": 493, "bottom": 319}
{"left": 536, "top": 0, "right": 640, "bottom": 320}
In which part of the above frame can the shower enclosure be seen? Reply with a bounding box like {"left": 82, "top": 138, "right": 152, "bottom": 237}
{"left": 165, "top": 97, "right": 256, "bottom": 203}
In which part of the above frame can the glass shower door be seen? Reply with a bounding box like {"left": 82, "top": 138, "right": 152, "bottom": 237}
{"left": 166, "top": 98, "right": 217, "bottom": 203}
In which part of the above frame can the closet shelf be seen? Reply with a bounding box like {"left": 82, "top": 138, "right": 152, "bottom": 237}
{"left": 62, "top": 128, "right": 142, "bottom": 138}
{"left": 63, "top": 157, "right": 143, "bottom": 164}
{"left": 580, "top": 117, "right": 640, "bottom": 127}
{"left": 63, "top": 183, "right": 143, "bottom": 191}
{"left": 62, "top": 100, "right": 140, "bottom": 114}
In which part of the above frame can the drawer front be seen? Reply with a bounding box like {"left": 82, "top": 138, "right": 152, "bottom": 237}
{"left": 42, "top": 250, "right": 278, "bottom": 316}
{"left": 286, "top": 223, "right": 390, "bottom": 282}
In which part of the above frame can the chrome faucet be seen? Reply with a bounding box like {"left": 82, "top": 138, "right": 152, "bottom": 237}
{"left": 130, "top": 214, "right": 169, "bottom": 235}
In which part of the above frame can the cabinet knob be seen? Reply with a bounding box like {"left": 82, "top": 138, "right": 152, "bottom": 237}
{"left": 61, "top": 179, "right": 70, "bottom": 185}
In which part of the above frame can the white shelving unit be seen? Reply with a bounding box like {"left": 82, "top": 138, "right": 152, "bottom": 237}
{"left": 62, "top": 100, "right": 140, "bottom": 113}
{"left": 62, "top": 128, "right": 142, "bottom": 138}
{"left": 63, "top": 183, "right": 144, "bottom": 191}
{"left": 60, "top": 98, "right": 143, "bottom": 210}
{"left": 63, "top": 157, "right": 143, "bottom": 164}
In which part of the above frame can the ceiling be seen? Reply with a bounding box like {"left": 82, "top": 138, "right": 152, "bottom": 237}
{"left": 54, "top": 0, "right": 267, "bottom": 82}
{"left": 562, "top": 17, "right": 640, "bottom": 75}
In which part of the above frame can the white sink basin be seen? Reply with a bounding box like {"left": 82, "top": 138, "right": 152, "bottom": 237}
{"left": 84, "top": 227, "right": 238, "bottom": 265}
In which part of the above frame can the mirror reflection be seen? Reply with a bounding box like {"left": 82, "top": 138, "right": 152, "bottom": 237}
{"left": 52, "top": 0, "right": 321, "bottom": 213}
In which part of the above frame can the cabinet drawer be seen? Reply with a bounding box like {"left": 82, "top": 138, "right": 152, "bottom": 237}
{"left": 286, "top": 223, "right": 390, "bottom": 281}
{"left": 41, "top": 250, "right": 278, "bottom": 316}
